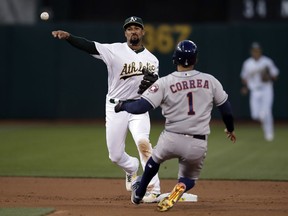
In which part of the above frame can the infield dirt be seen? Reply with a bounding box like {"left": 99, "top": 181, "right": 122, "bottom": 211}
{"left": 0, "top": 177, "right": 287, "bottom": 216}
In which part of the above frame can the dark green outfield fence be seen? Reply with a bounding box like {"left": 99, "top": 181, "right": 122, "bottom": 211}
{"left": 1, "top": 22, "right": 287, "bottom": 120}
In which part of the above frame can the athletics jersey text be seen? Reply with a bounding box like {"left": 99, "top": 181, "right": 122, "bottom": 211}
{"left": 120, "top": 62, "right": 157, "bottom": 80}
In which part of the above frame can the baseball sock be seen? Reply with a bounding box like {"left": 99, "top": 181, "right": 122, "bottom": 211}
{"left": 179, "top": 177, "right": 195, "bottom": 192}
{"left": 136, "top": 157, "right": 160, "bottom": 198}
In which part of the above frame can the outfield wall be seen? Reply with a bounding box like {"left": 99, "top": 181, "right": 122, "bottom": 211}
{"left": 1, "top": 22, "right": 287, "bottom": 120}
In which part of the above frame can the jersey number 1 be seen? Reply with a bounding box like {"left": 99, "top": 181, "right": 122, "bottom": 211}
{"left": 187, "top": 92, "right": 195, "bottom": 115}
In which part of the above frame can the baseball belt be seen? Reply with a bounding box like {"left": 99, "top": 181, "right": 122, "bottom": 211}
{"left": 192, "top": 135, "right": 206, "bottom": 140}
{"left": 109, "top": 98, "right": 137, "bottom": 104}
{"left": 166, "top": 130, "right": 206, "bottom": 140}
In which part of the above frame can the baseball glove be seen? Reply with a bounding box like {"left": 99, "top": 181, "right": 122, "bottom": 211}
{"left": 261, "top": 67, "right": 272, "bottom": 82}
{"left": 137, "top": 68, "right": 158, "bottom": 94}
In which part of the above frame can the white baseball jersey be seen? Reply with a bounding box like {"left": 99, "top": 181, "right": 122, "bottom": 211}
{"left": 240, "top": 55, "right": 279, "bottom": 141}
{"left": 142, "top": 70, "right": 228, "bottom": 135}
{"left": 91, "top": 41, "right": 161, "bottom": 194}
{"left": 92, "top": 42, "right": 159, "bottom": 100}
{"left": 240, "top": 55, "right": 279, "bottom": 90}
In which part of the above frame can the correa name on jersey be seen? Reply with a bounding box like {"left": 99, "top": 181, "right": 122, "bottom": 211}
{"left": 170, "top": 79, "right": 209, "bottom": 93}
{"left": 120, "top": 62, "right": 157, "bottom": 80}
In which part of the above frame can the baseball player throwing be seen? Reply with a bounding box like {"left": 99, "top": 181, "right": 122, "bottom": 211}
{"left": 240, "top": 42, "right": 279, "bottom": 141}
{"left": 115, "top": 40, "right": 236, "bottom": 211}
{"left": 51, "top": 16, "right": 161, "bottom": 201}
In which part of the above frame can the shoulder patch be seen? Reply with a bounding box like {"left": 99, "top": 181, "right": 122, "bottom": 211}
{"left": 148, "top": 84, "right": 159, "bottom": 93}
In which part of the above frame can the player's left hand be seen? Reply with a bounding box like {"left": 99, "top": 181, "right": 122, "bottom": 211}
{"left": 224, "top": 129, "right": 236, "bottom": 143}
{"left": 114, "top": 101, "right": 124, "bottom": 113}
{"left": 137, "top": 68, "right": 158, "bottom": 94}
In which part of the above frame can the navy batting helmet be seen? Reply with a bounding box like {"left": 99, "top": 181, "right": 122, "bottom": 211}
{"left": 172, "top": 40, "right": 198, "bottom": 67}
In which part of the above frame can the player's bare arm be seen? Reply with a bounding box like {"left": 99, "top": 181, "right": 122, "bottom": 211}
{"left": 52, "top": 30, "right": 98, "bottom": 54}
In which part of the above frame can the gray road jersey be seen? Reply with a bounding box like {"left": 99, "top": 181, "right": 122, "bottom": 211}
{"left": 142, "top": 70, "right": 228, "bottom": 135}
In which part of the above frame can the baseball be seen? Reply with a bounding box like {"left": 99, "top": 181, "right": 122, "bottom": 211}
{"left": 40, "top": 12, "right": 49, "bottom": 21}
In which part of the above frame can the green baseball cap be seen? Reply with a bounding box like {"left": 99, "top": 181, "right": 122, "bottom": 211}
{"left": 123, "top": 16, "right": 144, "bottom": 29}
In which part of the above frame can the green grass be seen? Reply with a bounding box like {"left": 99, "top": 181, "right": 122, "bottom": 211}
{"left": 0, "top": 207, "right": 54, "bottom": 216}
{"left": 0, "top": 121, "right": 287, "bottom": 181}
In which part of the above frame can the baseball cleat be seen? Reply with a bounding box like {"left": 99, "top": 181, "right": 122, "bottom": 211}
{"left": 156, "top": 192, "right": 198, "bottom": 202}
{"left": 126, "top": 157, "right": 139, "bottom": 191}
{"left": 142, "top": 192, "right": 160, "bottom": 203}
{"left": 157, "top": 182, "right": 186, "bottom": 212}
{"left": 131, "top": 176, "right": 142, "bottom": 205}
{"left": 126, "top": 172, "right": 137, "bottom": 192}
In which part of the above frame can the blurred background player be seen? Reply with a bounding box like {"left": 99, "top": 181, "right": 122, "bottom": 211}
{"left": 51, "top": 16, "right": 161, "bottom": 202}
{"left": 240, "top": 42, "right": 279, "bottom": 141}
{"left": 115, "top": 40, "right": 236, "bottom": 211}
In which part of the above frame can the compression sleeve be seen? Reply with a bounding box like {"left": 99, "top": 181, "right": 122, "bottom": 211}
{"left": 217, "top": 100, "right": 234, "bottom": 132}
{"left": 66, "top": 34, "right": 99, "bottom": 55}
{"left": 122, "top": 98, "right": 153, "bottom": 114}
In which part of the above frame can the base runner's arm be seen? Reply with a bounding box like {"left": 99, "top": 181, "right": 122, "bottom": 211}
{"left": 217, "top": 100, "right": 236, "bottom": 143}
{"left": 115, "top": 98, "right": 153, "bottom": 114}
{"left": 218, "top": 100, "right": 234, "bottom": 132}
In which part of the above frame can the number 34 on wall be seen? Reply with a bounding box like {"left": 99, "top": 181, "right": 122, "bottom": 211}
{"left": 143, "top": 24, "right": 192, "bottom": 54}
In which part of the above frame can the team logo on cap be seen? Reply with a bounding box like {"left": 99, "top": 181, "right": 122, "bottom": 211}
{"left": 130, "top": 17, "right": 137, "bottom": 22}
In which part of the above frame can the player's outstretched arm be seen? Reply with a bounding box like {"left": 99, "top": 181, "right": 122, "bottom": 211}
{"left": 51, "top": 30, "right": 98, "bottom": 54}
